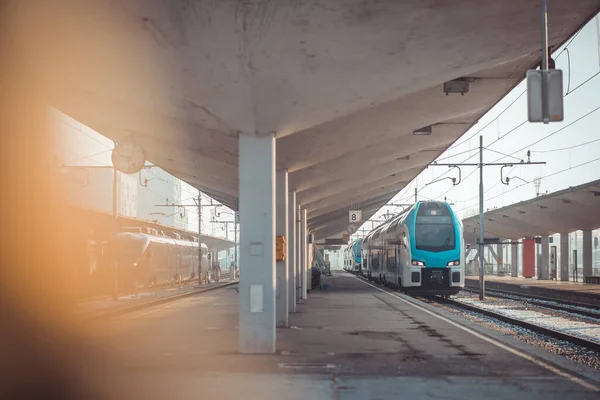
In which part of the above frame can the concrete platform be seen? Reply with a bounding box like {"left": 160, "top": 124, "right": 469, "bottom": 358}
{"left": 85, "top": 272, "right": 600, "bottom": 399}
{"left": 466, "top": 276, "right": 600, "bottom": 307}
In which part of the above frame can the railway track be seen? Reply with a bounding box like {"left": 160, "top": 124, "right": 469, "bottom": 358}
{"left": 77, "top": 279, "right": 201, "bottom": 303}
{"left": 424, "top": 295, "right": 600, "bottom": 354}
{"left": 462, "top": 286, "right": 600, "bottom": 319}
{"left": 346, "top": 270, "right": 600, "bottom": 353}
{"left": 80, "top": 281, "right": 238, "bottom": 320}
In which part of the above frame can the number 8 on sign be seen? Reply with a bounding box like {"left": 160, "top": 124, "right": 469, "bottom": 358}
{"left": 349, "top": 210, "right": 362, "bottom": 223}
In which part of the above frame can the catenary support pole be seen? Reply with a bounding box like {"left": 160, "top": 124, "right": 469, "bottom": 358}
{"left": 478, "top": 135, "right": 485, "bottom": 300}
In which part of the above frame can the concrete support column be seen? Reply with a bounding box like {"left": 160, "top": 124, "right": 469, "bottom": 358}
{"left": 511, "top": 241, "right": 519, "bottom": 277}
{"left": 308, "top": 235, "right": 313, "bottom": 279}
{"left": 560, "top": 233, "right": 569, "bottom": 282}
{"left": 296, "top": 206, "right": 302, "bottom": 303}
{"left": 583, "top": 230, "right": 593, "bottom": 279}
{"left": 540, "top": 235, "right": 550, "bottom": 280}
{"left": 238, "top": 133, "right": 276, "bottom": 354}
{"left": 288, "top": 190, "right": 297, "bottom": 312}
{"left": 300, "top": 208, "right": 308, "bottom": 300}
{"left": 275, "top": 170, "right": 288, "bottom": 327}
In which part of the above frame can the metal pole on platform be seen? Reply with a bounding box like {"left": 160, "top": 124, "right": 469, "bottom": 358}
{"left": 478, "top": 135, "right": 485, "bottom": 300}
{"left": 112, "top": 165, "right": 119, "bottom": 301}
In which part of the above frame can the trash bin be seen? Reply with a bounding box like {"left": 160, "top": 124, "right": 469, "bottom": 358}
{"left": 311, "top": 267, "right": 322, "bottom": 290}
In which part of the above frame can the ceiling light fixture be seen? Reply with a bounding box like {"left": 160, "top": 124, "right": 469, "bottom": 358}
{"left": 443, "top": 79, "right": 471, "bottom": 96}
{"left": 413, "top": 126, "right": 432, "bottom": 135}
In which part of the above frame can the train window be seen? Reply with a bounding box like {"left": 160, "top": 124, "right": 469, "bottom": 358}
{"left": 417, "top": 201, "right": 451, "bottom": 217}
{"left": 387, "top": 248, "right": 395, "bottom": 269}
{"left": 386, "top": 219, "right": 400, "bottom": 234}
{"left": 372, "top": 227, "right": 383, "bottom": 240}
{"left": 415, "top": 204, "right": 455, "bottom": 252}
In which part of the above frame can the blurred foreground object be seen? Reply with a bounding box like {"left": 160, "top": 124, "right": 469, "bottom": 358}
{"left": 0, "top": 2, "right": 142, "bottom": 398}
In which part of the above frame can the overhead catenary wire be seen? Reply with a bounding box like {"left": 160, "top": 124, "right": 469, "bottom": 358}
{"left": 531, "top": 137, "right": 600, "bottom": 153}
{"left": 430, "top": 45, "right": 600, "bottom": 185}
{"left": 455, "top": 155, "right": 600, "bottom": 214}
{"left": 428, "top": 119, "right": 529, "bottom": 186}
{"left": 417, "top": 24, "right": 598, "bottom": 216}
{"left": 484, "top": 148, "right": 524, "bottom": 162}
{"left": 441, "top": 33, "right": 580, "bottom": 157}
{"left": 435, "top": 102, "right": 600, "bottom": 202}
{"left": 487, "top": 104, "right": 600, "bottom": 164}
{"left": 58, "top": 118, "right": 114, "bottom": 150}
{"left": 566, "top": 70, "right": 600, "bottom": 95}
{"left": 62, "top": 149, "right": 113, "bottom": 164}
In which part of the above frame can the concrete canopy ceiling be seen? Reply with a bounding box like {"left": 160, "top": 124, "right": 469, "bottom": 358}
{"left": 462, "top": 179, "right": 600, "bottom": 245}
{"left": 14, "top": 0, "right": 600, "bottom": 240}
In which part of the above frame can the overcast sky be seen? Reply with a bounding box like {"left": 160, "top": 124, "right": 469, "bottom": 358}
{"left": 356, "top": 13, "right": 600, "bottom": 236}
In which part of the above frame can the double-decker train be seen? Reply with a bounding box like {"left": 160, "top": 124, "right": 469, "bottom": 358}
{"left": 115, "top": 230, "right": 210, "bottom": 291}
{"left": 343, "top": 238, "right": 363, "bottom": 274}
{"left": 79, "top": 227, "right": 223, "bottom": 296}
{"left": 360, "top": 201, "right": 464, "bottom": 296}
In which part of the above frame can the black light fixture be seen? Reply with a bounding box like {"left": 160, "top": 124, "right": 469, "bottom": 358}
{"left": 443, "top": 79, "right": 470, "bottom": 96}
{"left": 413, "top": 125, "right": 432, "bottom": 135}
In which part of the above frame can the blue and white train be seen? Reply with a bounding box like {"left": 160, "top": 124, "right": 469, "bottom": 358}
{"left": 361, "top": 201, "right": 464, "bottom": 296}
{"left": 343, "top": 238, "right": 363, "bottom": 273}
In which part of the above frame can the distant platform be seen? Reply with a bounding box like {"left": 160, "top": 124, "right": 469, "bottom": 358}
{"left": 465, "top": 276, "right": 600, "bottom": 307}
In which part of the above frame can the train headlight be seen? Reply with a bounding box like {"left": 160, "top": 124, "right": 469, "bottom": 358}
{"left": 411, "top": 260, "right": 425, "bottom": 266}
{"left": 447, "top": 260, "right": 460, "bottom": 266}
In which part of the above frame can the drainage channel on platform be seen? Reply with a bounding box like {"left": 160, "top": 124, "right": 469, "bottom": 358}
{"left": 280, "top": 351, "right": 336, "bottom": 356}
{"left": 278, "top": 363, "right": 336, "bottom": 370}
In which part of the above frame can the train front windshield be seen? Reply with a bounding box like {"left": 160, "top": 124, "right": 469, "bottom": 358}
{"left": 116, "top": 235, "right": 148, "bottom": 267}
{"left": 415, "top": 203, "right": 455, "bottom": 252}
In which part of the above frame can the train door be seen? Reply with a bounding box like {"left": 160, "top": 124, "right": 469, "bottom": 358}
{"left": 398, "top": 227, "right": 410, "bottom": 288}
{"left": 174, "top": 247, "right": 182, "bottom": 283}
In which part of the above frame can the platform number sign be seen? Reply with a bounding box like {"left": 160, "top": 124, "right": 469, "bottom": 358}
{"left": 349, "top": 210, "right": 362, "bottom": 223}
